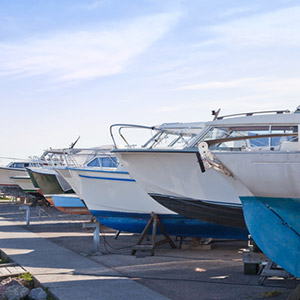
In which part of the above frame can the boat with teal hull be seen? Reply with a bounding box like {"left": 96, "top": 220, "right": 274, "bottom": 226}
{"left": 240, "top": 196, "right": 300, "bottom": 277}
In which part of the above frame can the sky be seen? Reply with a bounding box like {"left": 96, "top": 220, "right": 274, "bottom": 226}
{"left": 1, "top": 0, "right": 300, "bottom": 159}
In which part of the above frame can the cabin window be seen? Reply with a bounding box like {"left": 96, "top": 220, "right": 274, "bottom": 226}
{"left": 87, "top": 157, "right": 118, "bottom": 168}
{"left": 10, "top": 163, "right": 26, "bottom": 168}
{"left": 87, "top": 158, "right": 100, "bottom": 167}
{"left": 197, "top": 125, "right": 298, "bottom": 151}
{"left": 99, "top": 157, "right": 118, "bottom": 167}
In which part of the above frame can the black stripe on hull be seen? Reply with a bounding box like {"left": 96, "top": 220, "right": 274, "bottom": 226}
{"left": 149, "top": 193, "right": 246, "bottom": 229}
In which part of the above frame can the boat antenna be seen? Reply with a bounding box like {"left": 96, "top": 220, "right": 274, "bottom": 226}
{"left": 70, "top": 136, "right": 80, "bottom": 149}
{"left": 212, "top": 108, "right": 221, "bottom": 120}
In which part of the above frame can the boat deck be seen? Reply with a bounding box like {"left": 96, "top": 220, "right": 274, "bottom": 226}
{"left": 0, "top": 203, "right": 298, "bottom": 300}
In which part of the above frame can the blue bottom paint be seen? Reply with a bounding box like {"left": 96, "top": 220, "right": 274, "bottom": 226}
{"left": 89, "top": 210, "right": 249, "bottom": 239}
{"left": 240, "top": 196, "right": 300, "bottom": 277}
{"left": 52, "top": 195, "right": 85, "bottom": 208}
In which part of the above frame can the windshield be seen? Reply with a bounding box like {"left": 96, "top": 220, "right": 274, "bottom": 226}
{"left": 196, "top": 125, "right": 298, "bottom": 151}
{"left": 144, "top": 131, "right": 197, "bottom": 149}
{"left": 111, "top": 124, "right": 203, "bottom": 150}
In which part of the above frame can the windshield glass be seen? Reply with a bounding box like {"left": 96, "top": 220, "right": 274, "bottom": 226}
{"left": 196, "top": 125, "right": 298, "bottom": 151}
{"left": 145, "top": 132, "right": 197, "bottom": 149}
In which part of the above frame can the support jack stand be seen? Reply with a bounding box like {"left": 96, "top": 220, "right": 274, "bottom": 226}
{"left": 82, "top": 221, "right": 100, "bottom": 255}
{"left": 258, "top": 260, "right": 292, "bottom": 285}
{"left": 19, "top": 205, "right": 30, "bottom": 226}
{"left": 131, "top": 212, "right": 176, "bottom": 256}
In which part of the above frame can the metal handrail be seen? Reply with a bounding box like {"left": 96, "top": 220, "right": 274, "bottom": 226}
{"left": 110, "top": 124, "right": 156, "bottom": 148}
{"left": 216, "top": 109, "right": 290, "bottom": 120}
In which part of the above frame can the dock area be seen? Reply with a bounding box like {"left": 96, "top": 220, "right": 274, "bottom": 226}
{"left": 0, "top": 202, "right": 298, "bottom": 300}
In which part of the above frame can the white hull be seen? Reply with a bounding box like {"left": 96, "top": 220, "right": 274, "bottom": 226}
{"left": 28, "top": 166, "right": 72, "bottom": 193}
{"left": 0, "top": 166, "right": 37, "bottom": 192}
{"left": 63, "top": 167, "right": 175, "bottom": 215}
{"left": 115, "top": 151, "right": 242, "bottom": 206}
{"left": 215, "top": 151, "right": 300, "bottom": 198}
{"left": 55, "top": 167, "right": 82, "bottom": 196}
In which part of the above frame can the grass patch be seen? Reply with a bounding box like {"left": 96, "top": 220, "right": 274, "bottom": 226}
{"left": 43, "top": 287, "right": 55, "bottom": 300}
{"left": 0, "top": 252, "right": 9, "bottom": 264}
{"left": 0, "top": 257, "right": 9, "bottom": 264}
{"left": 19, "top": 272, "right": 34, "bottom": 289}
{"left": 263, "top": 291, "right": 282, "bottom": 298}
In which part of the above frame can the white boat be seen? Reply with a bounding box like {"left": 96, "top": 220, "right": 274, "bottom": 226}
{"left": 0, "top": 159, "right": 41, "bottom": 194}
{"left": 27, "top": 147, "right": 107, "bottom": 214}
{"left": 113, "top": 108, "right": 300, "bottom": 276}
{"left": 112, "top": 120, "right": 248, "bottom": 228}
{"left": 196, "top": 108, "right": 300, "bottom": 277}
{"left": 55, "top": 123, "right": 248, "bottom": 239}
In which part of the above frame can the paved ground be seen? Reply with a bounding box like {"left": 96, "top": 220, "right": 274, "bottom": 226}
{"left": 0, "top": 202, "right": 299, "bottom": 299}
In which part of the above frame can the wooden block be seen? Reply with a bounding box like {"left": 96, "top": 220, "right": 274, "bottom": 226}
{"left": 181, "top": 243, "right": 214, "bottom": 250}
{"left": 132, "top": 245, "right": 154, "bottom": 251}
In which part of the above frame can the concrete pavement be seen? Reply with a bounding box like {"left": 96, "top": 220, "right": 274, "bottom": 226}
{"left": 0, "top": 205, "right": 170, "bottom": 300}
{"left": 0, "top": 203, "right": 298, "bottom": 300}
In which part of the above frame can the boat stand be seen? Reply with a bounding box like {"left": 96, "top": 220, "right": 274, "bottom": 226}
{"left": 19, "top": 205, "right": 30, "bottom": 226}
{"left": 180, "top": 237, "right": 214, "bottom": 250}
{"left": 82, "top": 221, "right": 100, "bottom": 255}
{"left": 258, "top": 260, "right": 292, "bottom": 285}
{"left": 131, "top": 212, "right": 176, "bottom": 256}
{"left": 242, "top": 236, "right": 293, "bottom": 284}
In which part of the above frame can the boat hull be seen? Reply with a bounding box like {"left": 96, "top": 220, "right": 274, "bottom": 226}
{"left": 150, "top": 193, "right": 246, "bottom": 228}
{"left": 240, "top": 196, "right": 300, "bottom": 277}
{"left": 28, "top": 168, "right": 73, "bottom": 195}
{"left": 114, "top": 150, "right": 244, "bottom": 227}
{"left": 215, "top": 151, "right": 300, "bottom": 277}
{"left": 0, "top": 166, "right": 37, "bottom": 193}
{"left": 64, "top": 167, "right": 248, "bottom": 238}
{"left": 90, "top": 210, "right": 248, "bottom": 238}
{"left": 50, "top": 194, "right": 90, "bottom": 215}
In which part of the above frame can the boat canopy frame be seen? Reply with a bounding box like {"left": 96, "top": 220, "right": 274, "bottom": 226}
{"left": 110, "top": 124, "right": 200, "bottom": 150}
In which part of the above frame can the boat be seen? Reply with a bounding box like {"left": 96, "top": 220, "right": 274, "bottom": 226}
{"left": 119, "top": 108, "right": 300, "bottom": 276}
{"left": 27, "top": 167, "right": 74, "bottom": 195}
{"left": 27, "top": 147, "right": 102, "bottom": 214}
{"left": 55, "top": 123, "right": 248, "bottom": 239}
{"left": 194, "top": 108, "right": 300, "bottom": 277}
{"left": 0, "top": 158, "right": 43, "bottom": 197}
{"left": 111, "top": 120, "right": 248, "bottom": 229}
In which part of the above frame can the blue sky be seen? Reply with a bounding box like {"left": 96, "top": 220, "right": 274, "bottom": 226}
{"left": 1, "top": 0, "right": 300, "bottom": 158}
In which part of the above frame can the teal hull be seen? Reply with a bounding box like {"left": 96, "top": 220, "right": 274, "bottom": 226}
{"left": 240, "top": 196, "right": 300, "bottom": 277}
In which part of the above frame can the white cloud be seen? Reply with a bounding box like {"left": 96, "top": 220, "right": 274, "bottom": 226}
{"left": 0, "top": 12, "right": 180, "bottom": 82}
